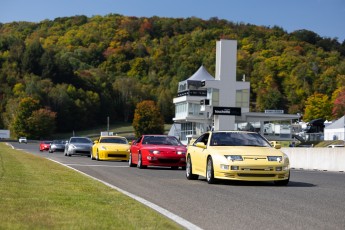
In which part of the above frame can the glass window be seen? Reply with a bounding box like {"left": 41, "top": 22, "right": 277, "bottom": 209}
{"left": 236, "top": 89, "right": 249, "bottom": 107}
{"left": 210, "top": 132, "right": 270, "bottom": 147}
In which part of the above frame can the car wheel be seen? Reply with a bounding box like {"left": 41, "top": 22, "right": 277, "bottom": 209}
{"left": 274, "top": 172, "right": 290, "bottom": 186}
{"left": 137, "top": 152, "right": 146, "bottom": 169}
{"left": 90, "top": 151, "right": 95, "bottom": 160}
{"left": 206, "top": 157, "right": 216, "bottom": 184}
{"left": 129, "top": 152, "right": 135, "bottom": 167}
{"left": 186, "top": 155, "right": 198, "bottom": 180}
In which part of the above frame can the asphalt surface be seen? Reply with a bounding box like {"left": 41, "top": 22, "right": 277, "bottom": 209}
{"left": 10, "top": 142, "right": 345, "bottom": 230}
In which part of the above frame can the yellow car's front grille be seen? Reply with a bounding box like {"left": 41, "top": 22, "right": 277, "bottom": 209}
{"left": 238, "top": 174, "right": 275, "bottom": 177}
{"left": 240, "top": 167, "right": 274, "bottom": 171}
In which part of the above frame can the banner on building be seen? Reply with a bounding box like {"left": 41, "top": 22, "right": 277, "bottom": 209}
{"left": 213, "top": 107, "right": 241, "bottom": 116}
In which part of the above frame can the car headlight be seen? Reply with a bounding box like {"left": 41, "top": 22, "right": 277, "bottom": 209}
{"left": 70, "top": 144, "right": 76, "bottom": 149}
{"left": 267, "top": 156, "right": 282, "bottom": 162}
{"left": 224, "top": 155, "right": 243, "bottom": 161}
{"left": 100, "top": 146, "right": 107, "bottom": 150}
{"left": 149, "top": 150, "right": 160, "bottom": 154}
{"left": 177, "top": 151, "right": 186, "bottom": 155}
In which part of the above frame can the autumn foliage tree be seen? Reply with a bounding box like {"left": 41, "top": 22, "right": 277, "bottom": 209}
{"left": 132, "top": 100, "right": 164, "bottom": 137}
{"left": 303, "top": 93, "right": 333, "bottom": 122}
{"left": 27, "top": 108, "right": 56, "bottom": 139}
{"left": 332, "top": 87, "right": 345, "bottom": 118}
{"left": 11, "top": 97, "right": 40, "bottom": 138}
{"left": 11, "top": 97, "right": 56, "bottom": 139}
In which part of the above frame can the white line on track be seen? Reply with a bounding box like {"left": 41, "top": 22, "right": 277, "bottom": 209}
{"left": 65, "top": 164, "right": 128, "bottom": 167}
{"left": 49, "top": 159, "right": 203, "bottom": 230}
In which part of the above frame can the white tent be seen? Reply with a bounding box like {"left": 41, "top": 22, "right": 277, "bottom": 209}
{"left": 324, "top": 116, "right": 345, "bottom": 141}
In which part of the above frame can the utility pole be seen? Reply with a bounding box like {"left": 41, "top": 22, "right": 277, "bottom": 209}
{"left": 107, "top": 116, "right": 109, "bottom": 136}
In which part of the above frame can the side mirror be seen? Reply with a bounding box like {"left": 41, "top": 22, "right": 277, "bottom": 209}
{"left": 270, "top": 141, "right": 281, "bottom": 149}
{"left": 195, "top": 142, "right": 207, "bottom": 149}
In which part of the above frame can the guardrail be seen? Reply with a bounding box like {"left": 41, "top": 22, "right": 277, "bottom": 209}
{"left": 281, "top": 147, "right": 345, "bottom": 172}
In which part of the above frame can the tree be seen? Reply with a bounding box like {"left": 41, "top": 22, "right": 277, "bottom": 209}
{"left": 303, "top": 93, "right": 332, "bottom": 122}
{"left": 27, "top": 108, "right": 56, "bottom": 139}
{"left": 11, "top": 97, "right": 40, "bottom": 138}
{"left": 132, "top": 100, "right": 164, "bottom": 137}
{"left": 332, "top": 87, "right": 345, "bottom": 119}
{"left": 22, "top": 39, "right": 44, "bottom": 75}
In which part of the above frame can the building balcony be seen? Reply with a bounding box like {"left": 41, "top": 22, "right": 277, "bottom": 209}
{"left": 173, "top": 112, "right": 211, "bottom": 123}
{"left": 177, "top": 89, "right": 207, "bottom": 97}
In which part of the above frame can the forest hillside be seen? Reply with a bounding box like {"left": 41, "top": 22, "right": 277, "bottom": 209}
{"left": 0, "top": 14, "right": 345, "bottom": 138}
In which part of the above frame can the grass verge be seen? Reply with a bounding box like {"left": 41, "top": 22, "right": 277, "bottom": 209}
{"left": 0, "top": 143, "right": 182, "bottom": 230}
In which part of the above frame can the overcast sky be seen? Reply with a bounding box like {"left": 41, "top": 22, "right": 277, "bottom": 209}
{"left": 1, "top": 0, "right": 345, "bottom": 42}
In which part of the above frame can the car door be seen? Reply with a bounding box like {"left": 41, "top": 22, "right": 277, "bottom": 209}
{"left": 191, "top": 133, "right": 209, "bottom": 174}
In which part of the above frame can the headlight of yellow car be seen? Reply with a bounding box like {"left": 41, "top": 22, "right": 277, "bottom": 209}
{"left": 224, "top": 155, "right": 243, "bottom": 161}
{"left": 267, "top": 156, "right": 282, "bottom": 162}
{"left": 100, "top": 146, "right": 107, "bottom": 150}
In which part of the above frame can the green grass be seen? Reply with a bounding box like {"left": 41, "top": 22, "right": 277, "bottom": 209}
{"left": 0, "top": 143, "right": 182, "bottom": 230}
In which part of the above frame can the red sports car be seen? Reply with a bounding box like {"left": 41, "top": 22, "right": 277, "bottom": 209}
{"left": 129, "top": 135, "right": 186, "bottom": 169}
{"left": 39, "top": 140, "right": 52, "bottom": 151}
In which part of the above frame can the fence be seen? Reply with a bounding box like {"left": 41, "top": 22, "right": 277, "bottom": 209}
{"left": 281, "top": 147, "right": 345, "bottom": 172}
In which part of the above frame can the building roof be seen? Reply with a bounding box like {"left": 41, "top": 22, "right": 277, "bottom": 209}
{"left": 325, "top": 116, "right": 345, "bottom": 129}
{"left": 187, "top": 65, "right": 215, "bottom": 81}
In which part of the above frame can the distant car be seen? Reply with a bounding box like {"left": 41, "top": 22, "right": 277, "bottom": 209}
{"left": 39, "top": 140, "right": 52, "bottom": 151}
{"left": 91, "top": 136, "right": 130, "bottom": 161}
{"left": 186, "top": 131, "right": 290, "bottom": 185}
{"left": 18, "top": 137, "right": 27, "bottom": 144}
{"left": 49, "top": 140, "right": 67, "bottom": 153}
{"left": 129, "top": 135, "right": 187, "bottom": 169}
{"left": 64, "top": 137, "right": 93, "bottom": 157}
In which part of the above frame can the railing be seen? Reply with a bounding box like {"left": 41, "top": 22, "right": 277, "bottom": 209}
{"left": 177, "top": 90, "right": 207, "bottom": 97}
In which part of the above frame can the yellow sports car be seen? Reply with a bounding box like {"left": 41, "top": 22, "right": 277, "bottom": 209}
{"left": 186, "top": 131, "right": 290, "bottom": 185}
{"left": 91, "top": 136, "right": 130, "bottom": 161}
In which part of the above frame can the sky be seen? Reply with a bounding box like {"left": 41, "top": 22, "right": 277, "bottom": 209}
{"left": 1, "top": 0, "right": 345, "bottom": 42}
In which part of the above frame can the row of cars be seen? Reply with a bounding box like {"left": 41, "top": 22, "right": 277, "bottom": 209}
{"left": 39, "top": 131, "right": 291, "bottom": 185}
{"left": 39, "top": 140, "right": 67, "bottom": 152}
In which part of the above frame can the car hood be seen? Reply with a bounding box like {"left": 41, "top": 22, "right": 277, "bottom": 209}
{"left": 142, "top": 145, "right": 186, "bottom": 152}
{"left": 98, "top": 143, "right": 130, "bottom": 150}
{"left": 71, "top": 143, "right": 93, "bottom": 147}
{"left": 207, "top": 146, "right": 285, "bottom": 156}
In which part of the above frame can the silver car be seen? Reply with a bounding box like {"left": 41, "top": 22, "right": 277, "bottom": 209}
{"left": 49, "top": 140, "right": 67, "bottom": 153}
{"left": 64, "top": 137, "right": 93, "bottom": 157}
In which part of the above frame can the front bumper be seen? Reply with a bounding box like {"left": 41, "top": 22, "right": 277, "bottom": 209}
{"left": 145, "top": 155, "right": 186, "bottom": 167}
{"left": 215, "top": 162, "right": 290, "bottom": 181}
{"left": 98, "top": 150, "right": 129, "bottom": 161}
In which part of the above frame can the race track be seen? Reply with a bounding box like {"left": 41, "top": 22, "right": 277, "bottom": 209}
{"left": 12, "top": 142, "right": 345, "bottom": 230}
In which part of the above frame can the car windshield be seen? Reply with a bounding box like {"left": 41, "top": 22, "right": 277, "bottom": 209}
{"left": 142, "top": 136, "right": 182, "bottom": 146}
{"left": 70, "top": 137, "right": 92, "bottom": 144}
{"left": 210, "top": 132, "right": 271, "bottom": 147}
{"left": 53, "top": 140, "right": 65, "bottom": 144}
{"left": 100, "top": 137, "right": 128, "bottom": 144}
